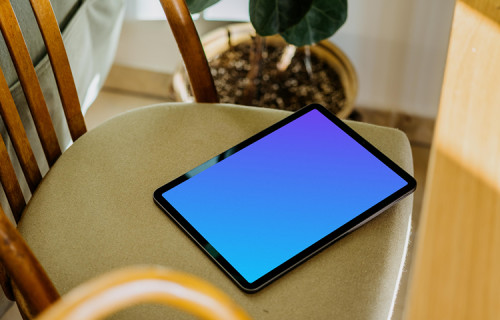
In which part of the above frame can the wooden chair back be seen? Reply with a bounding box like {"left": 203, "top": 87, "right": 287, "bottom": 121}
{"left": 0, "top": 0, "right": 86, "bottom": 316}
{"left": 0, "top": 0, "right": 217, "bottom": 221}
{"left": 0, "top": 0, "right": 217, "bottom": 317}
{"left": 0, "top": 0, "right": 85, "bottom": 222}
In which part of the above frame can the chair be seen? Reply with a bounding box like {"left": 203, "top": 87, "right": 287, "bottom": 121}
{"left": 0, "top": 0, "right": 414, "bottom": 319}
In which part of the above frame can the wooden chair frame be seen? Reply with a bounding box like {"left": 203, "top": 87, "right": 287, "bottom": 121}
{"left": 0, "top": 0, "right": 217, "bottom": 317}
{"left": 0, "top": 0, "right": 84, "bottom": 221}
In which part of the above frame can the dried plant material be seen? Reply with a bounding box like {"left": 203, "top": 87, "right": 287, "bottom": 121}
{"left": 208, "top": 41, "right": 346, "bottom": 114}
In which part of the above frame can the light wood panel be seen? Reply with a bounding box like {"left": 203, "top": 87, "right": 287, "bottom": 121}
{"left": 404, "top": 0, "right": 500, "bottom": 319}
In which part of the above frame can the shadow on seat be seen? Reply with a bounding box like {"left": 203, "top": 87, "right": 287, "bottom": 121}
{"left": 0, "top": 0, "right": 414, "bottom": 319}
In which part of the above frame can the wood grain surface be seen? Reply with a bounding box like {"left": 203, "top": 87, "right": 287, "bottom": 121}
{"left": 404, "top": 0, "right": 500, "bottom": 319}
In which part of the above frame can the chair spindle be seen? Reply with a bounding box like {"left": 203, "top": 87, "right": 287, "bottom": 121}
{"left": 0, "top": 68, "right": 42, "bottom": 196}
{"left": 29, "top": 0, "right": 87, "bottom": 141}
{"left": 159, "top": 0, "right": 219, "bottom": 103}
{"left": 0, "top": 0, "right": 61, "bottom": 167}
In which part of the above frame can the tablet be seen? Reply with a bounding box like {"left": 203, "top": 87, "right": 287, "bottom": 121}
{"left": 153, "top": 104, "right": 416, "bottom": 292}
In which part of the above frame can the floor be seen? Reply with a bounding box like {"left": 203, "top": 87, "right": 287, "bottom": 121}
{"left": 1, "top": 72, "right": 432, "bottom": 320}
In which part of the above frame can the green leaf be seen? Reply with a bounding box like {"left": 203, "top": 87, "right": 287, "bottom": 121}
{"left": 280, "top": 0, "right": 347, "bottom": 47}
{"left": 249, "top": 0, "right": 313, "bottom": 36}
{"left": 185, "top": 0, "right": 220, "bottom": 14}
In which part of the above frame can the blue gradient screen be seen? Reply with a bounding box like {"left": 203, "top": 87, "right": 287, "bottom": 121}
{"left": 162, "top": 109, "right": 408, "bottom": 283}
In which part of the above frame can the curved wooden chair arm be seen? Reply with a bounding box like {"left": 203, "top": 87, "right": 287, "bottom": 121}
{"left": 35, "top": 266, "right": 251, "bottom": 320}
{"left": 0, "top": 207, "right": 60, "bottom": 318}
{"left": 159, "top": 0, "right": 219, "bottom": 103}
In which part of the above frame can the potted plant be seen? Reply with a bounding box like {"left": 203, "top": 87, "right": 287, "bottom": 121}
{"left": 173, "top": 0, "right": 357, "bottom": 118}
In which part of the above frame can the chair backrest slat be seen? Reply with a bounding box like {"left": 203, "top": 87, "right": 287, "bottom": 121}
{"left": 0, "top": 68, "right": 42, "bottom": 195}
{"left": 29, "top": 0, "right": 86, "bottom": 141}
{"left": 159, "top": 0, "right": 219, "bottom": 103}
{"left": 0, "top": 0, "right": 61, "bottom": 167}
{"left": 0, "top": 136, "right": 25, "bottom": 222}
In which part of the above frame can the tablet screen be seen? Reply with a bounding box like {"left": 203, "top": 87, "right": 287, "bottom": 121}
{"left": 154, "top": 104, "right": 415, "bottom": 292}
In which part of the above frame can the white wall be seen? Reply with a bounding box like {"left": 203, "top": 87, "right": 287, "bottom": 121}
{"left": 116, "top": 0, "right": 456, "bottom": 118}
{"left": 114, "top": 19, "right": 227, "bottom": 73}
{"left": 334, "top": 0, "right": 456, "bottom": 118}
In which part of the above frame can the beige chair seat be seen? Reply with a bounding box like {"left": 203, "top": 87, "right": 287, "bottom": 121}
{"left": 18, "top": 103, "right": 413, "bottom": 320}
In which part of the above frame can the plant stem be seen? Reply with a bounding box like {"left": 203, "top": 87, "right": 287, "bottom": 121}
{"left": 227, "top": 27, "right": 232, "bottom": 50}
{"left": 304, "top": 46, "right": 313, "bottom": 78}
{"left": 239, "top": 35, "right": 265, "bottom": 105}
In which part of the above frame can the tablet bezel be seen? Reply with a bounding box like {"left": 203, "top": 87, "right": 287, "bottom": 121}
{"left": 153, "top": 104, "right": 416, "bottom": 292}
